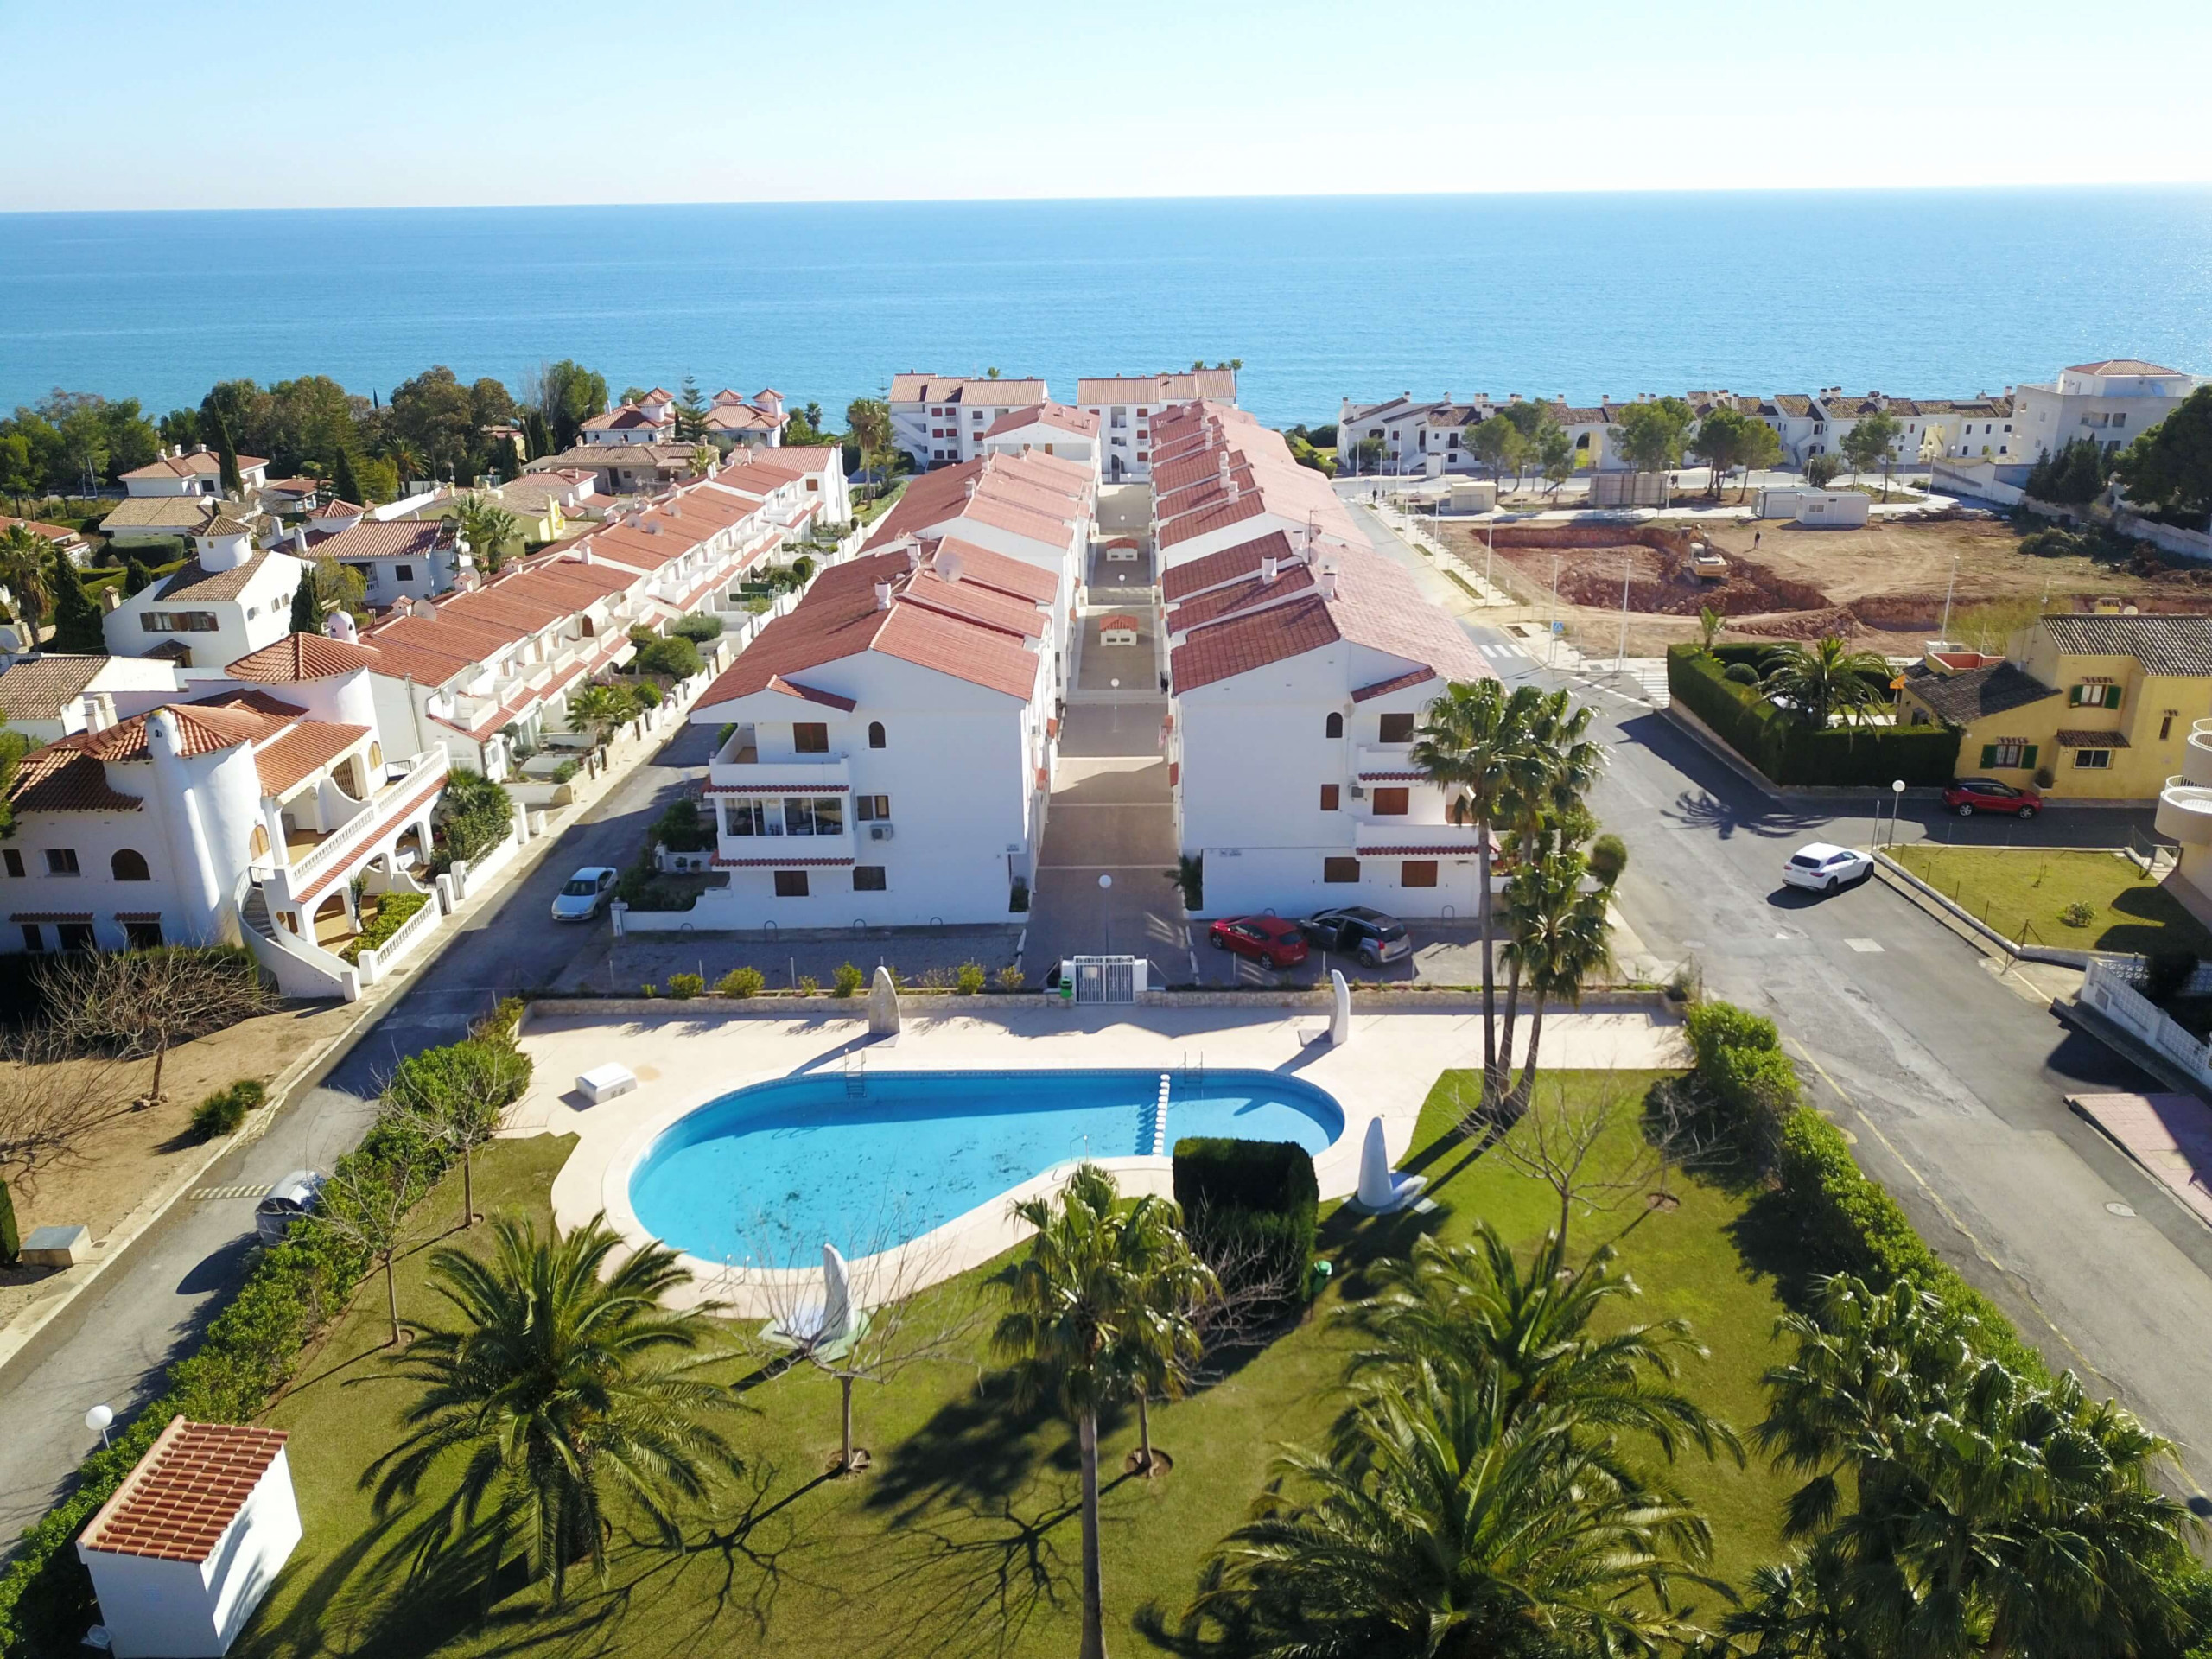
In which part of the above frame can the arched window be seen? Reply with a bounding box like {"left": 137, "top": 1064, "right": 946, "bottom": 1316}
{"left": 868, "top": 721, "right": 887, "bottom": 749}
{"left": 368, "top": 741, "right": 384, "bottom": 770}
{"left": 251, "top": 825, "right": 270, "bottom": 859}
{"left": 1325, "top": 712, "right": 1344, "bottom": 740}
{"left": 111, "top": 849, "right": 151, "bottom": 881}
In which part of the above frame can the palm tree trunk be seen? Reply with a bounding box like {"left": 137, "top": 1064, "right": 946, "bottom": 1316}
{"left": 1477, "top": 814, "right": 1498, "bottom": 1108}
{"left": 1136, "top": 1394, "right": 1153, "bottom": 1472}
{"left": 1494, "top": 956, "right": 1523, "bottom": 1116}
{"left": 461, "top": 1145, "right": 474, "bottom": 1229}
{"left": 1508, "top": 998, "right": 1547, "bottom": 1118}
{"left": 1077, "top": 1409, "right": 1108, "bottom": 1659}
{"left": 383, "top": 1251, "right": 400, "bottom": 1345}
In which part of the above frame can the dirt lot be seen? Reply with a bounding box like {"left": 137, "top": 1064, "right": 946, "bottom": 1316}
{"left": 1445, "top": 513, "right": 2212, "bottom": 659}
{"left": 0, "top": 1001, "right": 359, "bottom": 1326}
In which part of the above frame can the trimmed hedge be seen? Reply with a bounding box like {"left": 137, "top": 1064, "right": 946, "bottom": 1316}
{"left": 0, "top": 1004, "right": 529, "bottom": 1656}
{"left": 338, "top": 891, "right": 429, "bottom": 965}
{"left": 1667, "top": 644, "right": 1960, "bottom": 787}
{"left": 1173, "top": 1137, "right": 1319, "bottom": 1311}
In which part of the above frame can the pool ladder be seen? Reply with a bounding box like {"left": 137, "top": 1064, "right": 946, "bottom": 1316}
{"left": 1137, "top": 1072, "right": 1169, "bottom": 1158}
{"left": 844, "top": 1054, "right": 867, "bottom": 1098}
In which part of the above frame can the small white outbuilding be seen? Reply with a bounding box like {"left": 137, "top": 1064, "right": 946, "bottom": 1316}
{"left": 77, "top": 1416, "right": 302, "bottom": 1659}
{"left": 1097, "top": 613, "right": 1141, "bottom": 647}
{"left": 1753, "top": 486, "right": 1872, "bottom": 527}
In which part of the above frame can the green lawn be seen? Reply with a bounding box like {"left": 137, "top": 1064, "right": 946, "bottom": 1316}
{"left": 236, "top": 1071, "right": 1809, "bottom": 1659}
{"left": 1894, "top": 843, "right": 2212, "bottom": 955}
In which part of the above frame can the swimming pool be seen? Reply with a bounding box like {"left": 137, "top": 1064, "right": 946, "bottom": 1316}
{"left": 626, "top": 1067, "right": 1345, "bottom": 1265}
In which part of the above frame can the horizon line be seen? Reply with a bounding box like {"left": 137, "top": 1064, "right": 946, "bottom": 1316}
{"left": 6, "top": 179, "right": 2211, "bottom": 217}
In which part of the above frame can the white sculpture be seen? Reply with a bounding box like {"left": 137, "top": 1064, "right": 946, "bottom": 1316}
{"left": 763, "top": 1241, "right": 866, "bottom": 1358}
{"left": 868, "top": 965, "right": 901, "bottom": 1036}
{"left": 1329, "top": 969, "right": 1351, "bottom": 1045}
{"left": 1350, "top": 1116, "right": 1427, "bottom": 1214}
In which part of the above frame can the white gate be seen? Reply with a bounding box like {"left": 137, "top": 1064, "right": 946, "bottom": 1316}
{"left": 1068, "top": 955, "right": 1141, "bottom": 1004}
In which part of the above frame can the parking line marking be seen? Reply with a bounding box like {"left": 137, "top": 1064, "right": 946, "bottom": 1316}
{"left": 1846, "top": 938, "right": 1885, "bottom": 952}
{"left": 189, "top": 1184, "right": 271, "bottom": 1201}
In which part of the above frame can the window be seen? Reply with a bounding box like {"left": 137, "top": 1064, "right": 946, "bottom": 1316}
{"left": 2161, "top": 711, "right": 2177, "bottom": 741}
{"left": 1378, "top": 713, "right": 1415, "bottom": 744}
{"left": 394, "top": 563, "right": 414, "bottom": 582}
{"left": 18, "top": 924, "right": 41, "bottom": 952}
{"left": 2, "top": 849, "right": 21, "bottom": 878}
{"left": 46, "top": 848, "right": 80, "bottom": 875}
{"left": 1978, "top": 741, "right": 2037, "bottom": 771}
{"left": 1371, "top": 787, "right": 1410, "bottom": 816}
{"left": 772, "top": 869, "right": 810, "bottom": 897}
{"left": 855, "top": 794, "right": 892, "bottom": 822}
{"left": 251, "top": 824, "right": 269, "bottom": 858}
{"left": 783, "top": 796, "right": 844, "bottom": 836}
{"left": 724, "top": 800, "right": 767, "bottom": 836}
{"left": 2074, "top": 748, "right": 2113, "bottom": 770}
{"left": 1401, "top": 860, "right": 1439, "bottom": 887}
{"left": 140, "top": 611, "right": 219, "bottom": 633}
{"left": 1324, "top": 711, "right": 1344, "bottom": 739}
{"left": 853, "top": 866, "right": 887, "bottom": 892}
{"left": 2068, "top": 683, "right": 2122, "bottom": 710}
{"left": 56, "top": 922, "right": 94, "bottom": 951}
{"left": 793, "top": 721, "right": 830, "bottom": 753}
{"left": 859, "top": 718, "right": 886, "bottom": 750}
{"left": 1319, "top": 784, "right": 1341, "bottom": 811}
{"left": 1323, "top": 857, "right": 1361, "bottom": 884}
{"left": 124, "top": 919, "right": 163, "bottom": 949}
{"left": 111, "top": 849, "right": 151, "bottom": 881}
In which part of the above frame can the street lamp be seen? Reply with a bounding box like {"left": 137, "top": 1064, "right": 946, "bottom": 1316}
{"left": 1890, "top": 778, "right": 1906, "bottom": 847}
{"left": 1098, "top": 873, "right": 1114, "bottom": 955}
{"left": 86, "top": 1403, "right": 112, "bottom": 1448}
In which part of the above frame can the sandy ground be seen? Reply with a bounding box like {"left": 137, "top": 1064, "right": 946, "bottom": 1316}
{"left": 0, "top": 1001, "right": 360, "bottom": 1323}
{"left": 1446, "top": 512, "right": 2212, "bottom": 659}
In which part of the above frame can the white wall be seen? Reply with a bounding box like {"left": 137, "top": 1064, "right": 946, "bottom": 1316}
{"left": 102, "top": 551, "right": 302, "bottom": 671}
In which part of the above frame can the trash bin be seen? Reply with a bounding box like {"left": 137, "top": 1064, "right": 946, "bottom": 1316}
{"left": 1307, "top": 1257, "right": 1333, "bottom": 1300}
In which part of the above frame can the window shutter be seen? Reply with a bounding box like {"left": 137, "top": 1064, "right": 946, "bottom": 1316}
{"left": 2107, "top": 683, "right": 2123, "bottom": 709}
{"left": 1979, "top": 743, "right": 1997, "bottom": 767}
{"left": 2068, "top": 684, "right": 2082, "bottom": 706}
{"left": 2020, "top": 745, "right": 2037, "bottom": 771}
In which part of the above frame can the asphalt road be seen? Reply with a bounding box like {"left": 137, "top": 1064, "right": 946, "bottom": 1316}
{"left": 0, "top": 721, "right": 715, "bottom": 1542}
{"left": 1352, "top": 502, "right": 2212, "bottom": 1499}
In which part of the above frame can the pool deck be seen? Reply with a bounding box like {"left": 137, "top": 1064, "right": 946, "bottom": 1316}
{"left": 512, "top": 1002, "right": 1685, "bottom": 1313}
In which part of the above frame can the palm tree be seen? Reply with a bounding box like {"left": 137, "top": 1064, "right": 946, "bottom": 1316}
{"left": 1500, "top": 847, "right": 1615, "bottom": 1113}
{"left": 1185, "top": 1369, "right": 1723, "bottom": 1657}
{"left": 0, "top": 522, "right": 54, "bottom": 641}
{"left": 454, "top": 493, "right": 520, "bottom": 575}
{"left": 565, "top": 682, "right": 636, "bottom": 749}
{"left": 1164, "top": 853, "right": 1203, "bottom": 912}
{"left": 364, "top": 1214, "right": 744, "bottom": 1606}
{"left": 1111, "top": 1216, "right": 1216, "bottom": 1478}
{"left": 1334, "top": 1223, "right": 1740, "bottom": 1469}
{"left": 1411, "top": 681, "right": 1554, "bottom": 1110}
{"left": 1759, "top": 1274, "right": 2197, "bottom": 1659}
{"left": 1698, "top": 604, "right": 1725, "bottom": 650}
{"left": 994, "top": 1163, "right": 1211, "bottom": 1659}
{"left": 1758, "top": 636, "right": 1894, "bottom": 730}
{"left": 378, "top": 434, "right": 423, "bottom": 486}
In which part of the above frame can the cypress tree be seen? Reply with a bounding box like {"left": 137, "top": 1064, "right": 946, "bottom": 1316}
{"left": 290, "top": 572, "right": 325, "bottom": 634}
{"left": 210, "top": 404, "right": 243, "bottom": 497}
{"left": 124, "top": 555, "right": 155, "bottom": 595}
{"left": 48, "top": 550, "right": 105, "bottom": 652}
{"left": 331, "top": 446, "right": 365, "bottom": 506}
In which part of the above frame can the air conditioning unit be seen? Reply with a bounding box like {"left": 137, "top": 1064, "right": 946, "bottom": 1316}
{"left": 1349, "top": 784, "right": 1366, "bottom": 799}
{"left": 869, "top": 823, "right": 895, "bottom": 842}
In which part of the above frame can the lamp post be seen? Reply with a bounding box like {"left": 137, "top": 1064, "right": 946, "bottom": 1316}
{"left": 85, "top": 1404, "right": 112, "bottom": 1448}
{"left": 1890, "top": 777, "right": 1906, "bottom": 848}
{"left": 1615, "top": 550, "right": 1633, "bottom": 671}
{"left": 1098, "top": 872, "right": 1114, "bottom": 956}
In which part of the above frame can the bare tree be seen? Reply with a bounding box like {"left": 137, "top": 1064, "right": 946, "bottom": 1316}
{"left": 380, "top": 1039, "right": 531, "bottom": 1230}
{"left": 734, "top": 1205, "right": 982, "bottom": 1475}
{"left": 1473, "top": 1073, "right": 1722, "bottom": 1247}
{"left": 41, "top": 949, "right": 274, "bottom": 1104}
{"left": 0, "top": 1027, "right": 137, "bottom": 1196}
{"left": 317, "top": 1137, "right": 430, "bottom": 1346}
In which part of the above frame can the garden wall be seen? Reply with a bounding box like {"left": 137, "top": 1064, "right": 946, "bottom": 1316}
{"left": 1666, "top": 645, "right": 1959, "bottom": 787}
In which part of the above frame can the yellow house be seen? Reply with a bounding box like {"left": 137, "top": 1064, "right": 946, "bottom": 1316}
{"left": 416, "top": 484, "right": 568, "bottom": 561}
{"left": 1898, "top": 613, "right": 2212, "bottom": 801}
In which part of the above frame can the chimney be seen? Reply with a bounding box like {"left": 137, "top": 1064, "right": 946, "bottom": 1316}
{"left": 906, "top": 543, "right": 922, "bottom": 571}
{"left": 1315, "top": 564, "right": 1338, "bottom": 601}
{"left": 100, "top": 586, "right": 121, "bottom": 613}
{"left": 290, "top": 525, "right": 308, "bottom": 554}
{"left": 1260, "top": 554, "right": 1280, "bottom": 584}
{"left": 325, "top": 609, "right": 359, "bottom": 645}
{"left": 874, "top": 580, "right": 893, "bottom": 610}
{"left": 191, "top": 443, "right": 208, "bottom": 455}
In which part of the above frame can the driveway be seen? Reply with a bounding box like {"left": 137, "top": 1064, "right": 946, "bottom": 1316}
{"left": 1024, "top": 702, "right": 1186, "bottom": 976}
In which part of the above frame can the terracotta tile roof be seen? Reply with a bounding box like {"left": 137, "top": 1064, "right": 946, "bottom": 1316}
{"left": 197, "top": 689, "right": 308, "bottom": 720}
{"left": 12, "top": 909, "right": 93, "bottom": 922}
{"left": 582, "top": 404, "right": 669, "bottom": 432}
{"left": 2040, "top": 613, "right": 2212, "bottom": 676}
{"left": 1169, "top": 564, "right": 1314, "bottom": 629}
{"left": 8, "top": 750, "right": 141, "bottom": 812}
{"left": 308, "top": 519, "right": 455, "bottom": 561}
{"left": 1352, "top": 667, "right": 1439, "bottom": 702}
{"left": 702, "top": 402, "right": 782, "bottom": 432}
{"left": 902, "top": 570, "right": 1046, "bottom": 638}
{"left": 1160, "top": 531, "right": 1302, "bottom": 601}
{"left": 1357, "top": 843, "right": 1482, "bottom": 856}
{"left": 2055, "top": 728, "right": 2132, "bottom": 748}
{"left": 983, "top": 402, "right": 1101, "bottom": 438}
{"left": 888, "top": 374, "right": 1049, "bottom": 406}
{"left": 713, "top": 854, "right": 855, "bottom": 868}
{"left": 100, "top": 497, "right": 219, "bottom": 532}
{"left": 156, "top": 550, "right": 279, "bottom": 603}
{"left": 1899, "top": 661, "right": 2059, "bottom": 725}
{"left": 1076, "top": 370, "right": 1237, "bottom": 404}
{"left": 0, "top": 515, "right": 87, "bottom": 546}
{"left": 1172, "top": 594, "right": 1340, "bottom": 692}
{"left": 765, "top": 676, "right": 857, "bottom": 710}
{"left": 2067, "top": 359, "right": 2183, "bottom": 377}
{"left": 745, "top": 445, "right": 840, "bottom": 479}
{"left": 924, "top": 537, "right": 1058, "bottom": 604}
{"left": 79, "top": 1417, "right": 289, "bottom": 1563}
{"left": 254, "top": 721, "right": 370, "bottom": 793}
{"left": 121, "top": 451, "right": 267, "bottom": 480}
{"left": 0, "top": 655, "right": 108, "bottom": 719}
{"left": 226, "top": 632, "right": 382, "bottom": 682}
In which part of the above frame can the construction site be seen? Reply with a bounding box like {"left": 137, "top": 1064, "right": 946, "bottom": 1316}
{"left": 1439, "top": 511, "right": 2212, "bottom": 659}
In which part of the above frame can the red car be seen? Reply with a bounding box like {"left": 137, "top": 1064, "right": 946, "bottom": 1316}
{"left": 1208, "top": 914, "right": 1309, "bottom": 969}
{"left": 1942, "top": 777, "right": 2042, "bottom": 819}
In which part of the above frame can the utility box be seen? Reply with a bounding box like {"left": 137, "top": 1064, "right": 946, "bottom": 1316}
{"left": 1446, "top": 481, "right": 1497, "bottom": 513}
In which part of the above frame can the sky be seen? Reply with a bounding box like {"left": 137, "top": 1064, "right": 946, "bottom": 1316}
{"left": 3, "top": 0, "right": 2209, "bottom": 211}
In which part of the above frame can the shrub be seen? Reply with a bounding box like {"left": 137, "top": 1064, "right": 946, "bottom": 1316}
{"left": 1681, "top": 999, "right": 1801, "bottom": 1166}
{"left": 671, "top": 612, "right": 724, "bottom": 641}
{"left": 715, "top": 966, "right": 766, "bottom": 998}
{"left": 995, "top": 965, "right": 1027, "bottom": 991}
{"left": 652, "top": 796, "right": 716, "bottom": 853}
{"left": 189, "top": 1078, "right": 267, "bottom": 1141}
{"left": 433, "top": 767, "right": 515, "bottom": 872}
{"left": 338, "top": 891, "right": 429, "bottom": 965}
{"left": 1173, "top": 1137, "right": 1320, "bottom": 1314}
{"left": 1, "top": 1179, "right": 19, "bottom": 1267}
{"left": 549, "top": 759, "right": 582, "bottom": 784}
{"left": 665, "top": 973, "right": 705, "bottom": 999}
{"left": 1723, "top": 661, "right": 1758, "bottom": 684}
{"left": 956, "top": 961, "right": 987, "bottom": 995}
{"left": 1008, "top": 880, "right": 1030, "bottom": 912}
{"left": 1667, "top": 645, "right": 1959, "bottom": 787}
{"left": 630, "top": 679, "right": 663, "bottom": 708}
{"left": 630, "top": 634, "right": 704, "bottom": 679}
{"left": 833, "top": 961, "right": 865, "bottom": 997}
{"left": 2062, "top": 900, "right": 2096, "bottom": 928}
{"left": 796, "top": 975, "right": 820, "bottom": 995}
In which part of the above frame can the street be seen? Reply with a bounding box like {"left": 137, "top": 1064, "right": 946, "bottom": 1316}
{"left": 0, "top": 722, "right": 715, "bottom": 1540}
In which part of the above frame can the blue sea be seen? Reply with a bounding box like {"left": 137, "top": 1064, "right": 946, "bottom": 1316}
{"left": 3, "top": 188, "right": 2209, "bottom": 427}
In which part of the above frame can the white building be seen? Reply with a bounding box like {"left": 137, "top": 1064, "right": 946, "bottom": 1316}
{"left": 1165, "top": 537, "right": 1491, "bottom": 919}
{"left": 701, "top": 387, "right": 790, "bottom": 449}
{"left": 296, "top": 515, "right": 467, "bottom": 604}
{"left": 887, "top": 374, "right": 1052, "bottom": 468}
{"left": 100, "top": 518, "right": 305, "bottom": 672}
{"left": 0, "top": 653, "right": 186, "bottom": 745}
{"left": 681, "top": 547, "right": 1058, "bottom": 926}
{"left": 118, "top": 445, "right": 270, "bottom": 499}
{"left": 2010, "top": 359, "right": 2202, "bottom": 462}
{"left": 77, "top": 1417, "right": 301, "bottom": 1659}
{"left": 3, "top": 631, "right": 450, "bottom": 997}
{"left": 580, "top": 389, "right": 677, "bottom": 447}
{"left": 978, "top": 403, "right": 1103, "bottom": 480}
{"left": 1075, "top": 370, "right": 1238, "bottom": 481}
{"left": 742, "top": 443, "right": 853, "bottom": 524}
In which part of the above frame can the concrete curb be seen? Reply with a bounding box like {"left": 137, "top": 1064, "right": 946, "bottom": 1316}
{"left": 519, "top": 988, "right": 1676, "bottom": 1020}
{"left": 1870, "top": 849, "right": 2126, "bottom": 969}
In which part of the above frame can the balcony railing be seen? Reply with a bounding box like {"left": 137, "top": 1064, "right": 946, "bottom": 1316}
{"left": 2157, "top": 776, "right": 2212, "bottom": 847}
{"left": 284, "top": 747, "right": 451, "bottom": 890}
{"left": 708, "top": 747, "right": 852, "bottom": 791}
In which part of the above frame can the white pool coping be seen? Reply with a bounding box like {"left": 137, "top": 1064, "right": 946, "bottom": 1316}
{"left": 508, "top": 1003, "right": 1684, "bottom": 1314}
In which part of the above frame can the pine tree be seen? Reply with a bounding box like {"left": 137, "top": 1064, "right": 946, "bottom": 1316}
{"left": 522, "top": 410, "right": 553, "bottom": 461}
{"left": 331, "top": 446, "right": 365, "bottom": 507}
{"left": 210, "top": 404, "right": 243, "bottom": 497}
{"left": 290, "top": 573, "right": 325, "bottom": 634}
{"left": 48, "top": 550, "right": 105, "bottom": 652}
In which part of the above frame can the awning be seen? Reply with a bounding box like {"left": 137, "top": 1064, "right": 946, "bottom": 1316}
{"left": 712, "top": 855, "right": 855, "bottom": 868}
{"left": 2055, "top": 729, "right": 2132, "bottom": 748}
{"left": 11, "top": 912, "right": 92, "bottom": 923}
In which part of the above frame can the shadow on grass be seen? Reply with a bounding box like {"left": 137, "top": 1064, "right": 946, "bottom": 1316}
{"left": 866, "top": 1370, "right": 1067, "bottom": 1522}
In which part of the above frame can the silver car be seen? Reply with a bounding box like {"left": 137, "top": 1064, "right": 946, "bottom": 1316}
{"left": 551, "top": 866, "right": 618, "bottom": 922}
{"left": 255, "top": 1171, "right": 325, "bottom": 1244}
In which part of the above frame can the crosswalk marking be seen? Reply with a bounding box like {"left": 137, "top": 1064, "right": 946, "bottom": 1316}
{"left": 1845, "top": 938, "right": 1885, "bottom": 953}
{"left": 189, "top": 1183, "right": 272, "bottom": 1202}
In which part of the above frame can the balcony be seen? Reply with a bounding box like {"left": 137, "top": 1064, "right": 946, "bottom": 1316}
{"left": 1354, "top": 745, "right": 1428, "bottom": 783}
{"left": 2158, "top": 776, "right": 2212, "bottom": 846}
{"left": 707, "top": 740, "right": 852, "bottom": 793}
{"left": 1353, "top": 819, "right": 1491, "bottom": 855}
{"left": 2183, "top": 721, "right": 2212, "bottom": 789}
{"left": 263, "top": 747, "right": 451, "bottom": 904}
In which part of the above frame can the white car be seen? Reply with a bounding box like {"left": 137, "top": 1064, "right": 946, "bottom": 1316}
{"left": 1782, "top": 842, "right": 1873, "bottom": 893}
{"left": 551, "top": 866, "right": 618, "bottom": 922}
{"left": 255, "top": 1171, "right": 325, "bottom": 1244}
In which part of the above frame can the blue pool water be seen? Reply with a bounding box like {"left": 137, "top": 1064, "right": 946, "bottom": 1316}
{"left": 627, "top": 1068, "right": 1344, "bottom": 1265}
